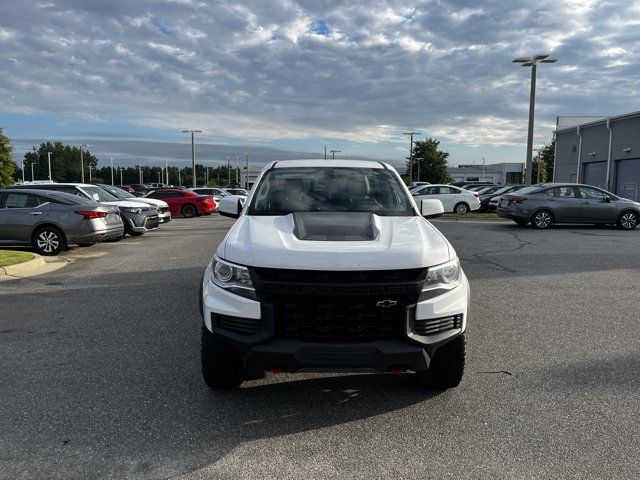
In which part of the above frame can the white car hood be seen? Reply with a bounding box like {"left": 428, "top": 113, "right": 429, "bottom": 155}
{"left": 219, "top": 214, "right": 452, "bottom": 270}
{"left": 102, "top": 200, "right": 153, "bottom": 208}
{"left": 130, "top": 198, "right": 169, "bottom": 208}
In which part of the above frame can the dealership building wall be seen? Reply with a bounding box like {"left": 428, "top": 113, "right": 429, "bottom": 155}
{"left": 448, "top": 163, "right": 524, "bottom": 185}
{"left": 554, "top": 111, "right": 640, "bottom": 201}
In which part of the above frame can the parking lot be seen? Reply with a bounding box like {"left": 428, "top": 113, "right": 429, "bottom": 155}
{"left": 1, "top": 216, "right": 639, "bottom": 479}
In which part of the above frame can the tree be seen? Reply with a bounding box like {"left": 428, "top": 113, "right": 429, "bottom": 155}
{"left": 531, "top": 140, "right": 555, "bottom": 184}
{"left": 22, "top": 142, "right": 98, "bottom": 183}
{"left": 407, "top": 138, "right": 452, "bottom": 184}
{"left": 0, "top": 128, "right": 16, "bottom": 188}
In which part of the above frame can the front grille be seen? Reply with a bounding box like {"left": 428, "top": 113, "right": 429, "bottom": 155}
{"left": 413, "top": 314, "right": 463, "bottom": 336}
{"left": 252, "top": 267, "right": 424, "bottom": 283}
{"left": 144, "top": 215, "right": 160, "bottom": 229}
{"left": 274, "top": 297, "right": 406, "bottom": 341}
{"left": 212, "top": 313, "right": 261, "bottom": 335}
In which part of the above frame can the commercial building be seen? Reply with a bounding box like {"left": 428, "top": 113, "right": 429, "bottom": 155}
{"left": 448, "top": 163, "right": 524, "bottom": 185}
{"left": 554, "top": 111, "right": 640, "bottom": 200}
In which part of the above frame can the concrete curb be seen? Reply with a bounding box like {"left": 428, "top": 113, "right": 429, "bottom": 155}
{"left": 0, "top": 253, "right": 46, "bottom": 277}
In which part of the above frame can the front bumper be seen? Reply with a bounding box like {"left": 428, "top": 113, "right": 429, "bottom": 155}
{"left": 125, "top": 212, "right": 161, "bottom": 232}
{"left": 157, "top": 210, "right": 172, "bottom": 223}
{"left": 201, "top": 263, "right": 469, "bottom": 373}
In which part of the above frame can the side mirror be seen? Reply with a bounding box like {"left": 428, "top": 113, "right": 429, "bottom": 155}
{"left": 420, "top": 199, "right": 444, "bottom": 219}
{"left": 218, "top": 196, "right": 241, "bottom": 219}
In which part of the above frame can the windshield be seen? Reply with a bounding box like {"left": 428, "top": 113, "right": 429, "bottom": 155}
{"left": 100, "top": 185, "right": 135, "bottom": 199}
{"left": 81, "top": 185, "right": 120, "bottom": 202}
{"left": 248, "top": 167, "right": 414, "bottom": 216}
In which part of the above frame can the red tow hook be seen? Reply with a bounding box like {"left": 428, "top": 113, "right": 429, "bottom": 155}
{"left": 268, "top": 368, "right": 286, "bottom": 374}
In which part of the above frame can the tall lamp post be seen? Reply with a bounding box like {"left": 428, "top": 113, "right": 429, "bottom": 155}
{"left": 47, "top": 152, "right": 52, "bottom": 181}
{"left": 182, "top": 130, "right": 203, "bottom": 188}
{"left": 30, "top": 162, "right": 35, "bottom": 182}
{"left": 513, "top": 54, "right": 557, "bottom": 185}
{"left": 403, "top": 132, "right": 419, "bottom": 183}
{"left": 21, "top": 159, "right": 25, "bottom": 183}
{"left": 117, "top": 167, "right": 124, "bottom": 186}
{"left": 110, "top": 158, "right": 115, "bottom": 185}
{"left": 79, "top": 144, "right": 90, "bottom": 183}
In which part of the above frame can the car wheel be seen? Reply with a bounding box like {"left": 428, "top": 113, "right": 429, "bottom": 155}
{"left": 201, "top": 325, "right": 244, "bottom": 389}
{"left": 617, "top": 211, "right": 638, "bottom": 230}
{"left": 416, "top": 334, "right": 465, "bottom": 389}
{"left": 181, "top": 204, "right": 197, "bottom": 218}
{"left": 532, "top": 210, "right": 554, "bottom": 229}
{"left": 454, "top": 202, "right": 470, "bottom": 214}
{"left": 32, "top": 226, "right": 66, "bottom": 256}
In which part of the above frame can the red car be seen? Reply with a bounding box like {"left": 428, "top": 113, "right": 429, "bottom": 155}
{"left": 145, "top": 189, "right": 216, "bottom": 218}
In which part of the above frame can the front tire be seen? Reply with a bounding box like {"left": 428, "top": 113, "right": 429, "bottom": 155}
{"left": 182, "top": 204, "right": 197, "bottom": 218}
{"left": 617, "top": 211, "right": 638, "bottom": 230}
{"left": 201, "top": 325, "right": 244, "bottom": 389}
{"left": 454, "top": 202, "right": 470, "bottom": 214}
{"left": 532, "top": 210, "right": 554, "bottom": 229}
{"left": 32, "top": 226, "right": 66, "bottom": 256}
{"left": 416, "top": 334, "right": 466, "bottom": 389}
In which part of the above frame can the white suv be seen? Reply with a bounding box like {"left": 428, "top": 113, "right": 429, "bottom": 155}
{"left": 200, "top": 160, "right": 469, "bottom": 389}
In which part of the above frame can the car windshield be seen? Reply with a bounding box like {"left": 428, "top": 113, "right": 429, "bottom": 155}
{"left": 100, "top": 185, "right": 135, "bottom": 199}
{"left": 248, "top": 167, "right": 414, "bottom": 216}
{"left": 81, "top": 185, "right": 120, "bottom": 202}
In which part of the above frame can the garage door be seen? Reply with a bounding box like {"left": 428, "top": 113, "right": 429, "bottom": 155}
{"left": 616, "top": 159, "right": 640, "bottom": 201}
{"left": 582, "top": 162, "right": 607, "bottom": 189}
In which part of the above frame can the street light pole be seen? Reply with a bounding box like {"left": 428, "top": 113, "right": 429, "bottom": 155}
{"left": 79, "top": 144, "right": 90, "bottom": 183}
{"left": 165, "top": 159, "right": 169, "bottom": 185}
{"left": 21, "top": 159, "right": 25, "bottom": 183}
{"left": 245, "top": 152, "right": 249, "bottom": 189}
{"left": 47, "top": 152, "right": 52, "bottom": 181}
{"left": 118, "top": 167, "right": 123, "bottom": 186}
{"left": 110, "top": 158, "right": 114, "bottom": 185}
{"left": 482, "top": 157, "right": 486, "bottom": 181}
{"left": 403, "top": 132, "right": 419, "bottom": 183}
{"left": 182, "top": 130, "right": 203, "bottom": 188}
{"left": 513, "top": 54, "right": 557, "bottom": 185}
{"left": 30, "top": 162, "right": 35, "bottom": 182}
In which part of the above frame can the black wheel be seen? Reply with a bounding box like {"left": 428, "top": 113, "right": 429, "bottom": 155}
{"left": 416, "top": 334, "right": 466, "bottom": 389}
{"left": 617, "top": 210, "right": 638, "bottom": 230}
{"left": 201, "top": 325, "right": 244, "bottom": 389}
{"left": 32, "top": 226, "right": 66, "bottom": 256}
{"left": 454, "top": 202, "right": 470, "bottom": 214}
{"left": 514, "top": 219, "right": 528, "bottom": 226}
{"left": 182, "top": 204, "right": 197, "bottom": 218}
{"left": 531, "top": 210, "right": 554, "bottom": 229}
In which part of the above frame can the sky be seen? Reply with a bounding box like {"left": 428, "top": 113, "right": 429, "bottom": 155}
{"left": 1, "top": 0, "right": 639, "bottom": 170}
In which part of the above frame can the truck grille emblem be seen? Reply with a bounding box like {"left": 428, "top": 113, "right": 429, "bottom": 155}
{"left": 376, "top": 300, "right": 397, "bottom": 308}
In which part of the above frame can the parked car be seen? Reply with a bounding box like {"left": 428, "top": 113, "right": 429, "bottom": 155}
{"left": 189, "top": 187, "right": 229, "bottom": 198}
{"left": 0, "top": 189, "right": 123, "bottom": 255}
{"left": 410, "top": 184, "right": 481, "bottom": 214}
{"left": 497, "top": 183, "right": 640, "bottom": 229}
{"left": 10, "top": 183, "right": 160, "bottom": 237}
{"left": 203, "top": 159, "right": 469, "bottom": 390}
{"left": 471, "top": 185, "right": 501, "bottom": 194}
{"left": 145, "top": 189, "right": 216, "bottom": 217}
{"left": 408, "top": 181, "right": 431, "bottom": 190}
{"left": 223, "top": 188, "right": 249, "bottom": 196}
{"left": 97, "top": 184, "right": 171, "bottom": 223}
{"left": 146, "top": 183, "right": 169, "bottom": 189}
{"left": 451, "top": 181, "right": 495, "bottom": 188}
{"left": 484, "top": 185, "right": 525, "bottom": 212}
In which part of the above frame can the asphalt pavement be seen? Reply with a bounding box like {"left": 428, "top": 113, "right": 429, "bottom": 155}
{"left": 1, "top": 216, "right": 639, "bottom": 479}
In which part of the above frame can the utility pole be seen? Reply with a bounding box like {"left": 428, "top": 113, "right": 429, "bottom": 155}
{"left": 403, "top": 132, "right": 419, "bottom": 183}
{"left": 79, "top": 144, "right": 90, "bottom": 183}
{"left": 117, "top": 167, "right": 123, "bottom": 186}
{"left": 330, "top": 149, "right": 341, "bottom": 159}
{"left": 482, "top": 157, "right": 486, "bottom": 181}
{"left": 88, "top": 165, "right": 92, "bottom": 183}
{"left": 513, "top": 54, "right": 557, "bottom": 185}
{"left": 30, "top": 162, "right": 35, "bottom": 182}
{"left": 245, "top": 152, "right": 249, "bottom": 189}
{"left": 47, "top": 152, "right": 52, "bottom": 181}
{"left": 182, "top": 130, "right": 203, "bottom": 188}
{"left": 21, "top": 159, "right": 25, "bottom": 183}
{"left": 110, "top": 158, "right": 114, "bottom": 185}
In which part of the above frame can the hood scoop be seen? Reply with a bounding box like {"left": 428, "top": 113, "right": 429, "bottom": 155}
{"left": 293, "top": 212, "right": 378, "bottom": 241}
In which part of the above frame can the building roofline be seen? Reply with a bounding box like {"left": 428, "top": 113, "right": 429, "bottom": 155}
{"left": 555, "top": 110, "right": 640, "bottom": 134}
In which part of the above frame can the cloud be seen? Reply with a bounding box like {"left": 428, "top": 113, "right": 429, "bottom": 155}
{"left": 1, "top": 0, "right": 639, "bottom": 163}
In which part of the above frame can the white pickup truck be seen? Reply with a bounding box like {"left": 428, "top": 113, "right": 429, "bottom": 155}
{"left": 200, "top": 159, "right": 469, "bottom": 390}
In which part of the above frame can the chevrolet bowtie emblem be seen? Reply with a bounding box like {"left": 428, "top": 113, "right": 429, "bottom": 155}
{"left": 376, "top": 300, "right": 397, "bottom": 308}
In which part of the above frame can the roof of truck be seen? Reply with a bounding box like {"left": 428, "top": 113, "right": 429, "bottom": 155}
{"left": 270, "top": 159, "right": 389, "bottom": 169}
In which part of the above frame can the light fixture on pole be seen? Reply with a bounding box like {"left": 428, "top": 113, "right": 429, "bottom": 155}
{"left": 403, "top": 132, "right": 419, "bottom": 182}
{"left": 330, "top": 149, "right": 341, "bottom": 159}
{"left": 47, "top": 152, "right": 52, "bottom": 181}
{"left": 79, "top": 144, "right": 90, "bottom": 183}
{"left": 182, "top": 130, "right": 203, "bottom": 188}
{"left": 513, "top": 54, "right": 557, "bottom": 186}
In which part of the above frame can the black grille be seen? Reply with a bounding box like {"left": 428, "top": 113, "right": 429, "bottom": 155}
{"left": 252, "top": 267, "right": 424, "bottom": 283}
{"left": 413, "top": 314, "right": 463, "bottom": 336}
{"left": 212, "top": 313, "right": 261, "bottom": 335}
{"left": 273, "top": 297, "right": 406, "bottom": 341}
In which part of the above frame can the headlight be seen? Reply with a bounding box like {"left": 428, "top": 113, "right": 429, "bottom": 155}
{"left": 124, "top": 207, "right": 142, "bottom": 214}
{"left": 420, "top": 257, "right": 462, "bottom": 301}
{"left": 210, "top": 257, "right": 256, "bottom": 300}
